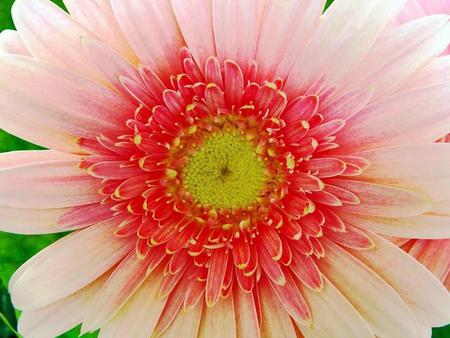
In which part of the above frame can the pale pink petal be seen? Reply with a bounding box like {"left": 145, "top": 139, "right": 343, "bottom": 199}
{"left": 0, "top": 205, "right": 66, "bottom": 234}
{"left": 96, "top": 270, "right": 167, "bottom": 338}
{"left": 18, "top": 273, "right": 107, "bottom": 338}
{"left": 256, "top": 0, "right": 325, "bottom": 81}
{"left": 233, "top": 287, "right": 260, "bottom": 338}
{"left": 347, "top": 233, "right": 450, "bottom": 327}
{"left": 325, "top": 179, "right": 432, "bottom": 217}
{"left": 408, "top": 239, "right": 450, "bottom": 286}
{"left": 12, "top": 0, "right": 103, "bottom": 81}
{"left": 0, "top": 55, "right": 133, "bottom": 142}
{"left": 359, "top": 143, "right": 450, "bottom": 201}
{"left": 82, "top": 38, "right": 143, "bottom": 96}
{"left": 198, "top": 294, "right": 236, "bottom": 338}
{"left": 336, "top": 83, "right": 450, "bottom": 153}
{"left": 338, "top": 208, "right": 450, "bottom": 239}
{"left": 212, "top": 0, "right": 261, "bottom": 72}
{"left": 344, "top": 15, "right": 450, "bottom": 99}
{"left": 0, "top": 29, "right": 30, "bottom": 55}
{"left": 160, "top": 301, "right": 202, "bottom": 338}
{"left": 0, "top": 159, "right": 101, "bottom": 209}
{"left": 111, "top": 0, "right": 184, "bottom": 82}
{"left": 82, "top": 251, "right": 154, "bottom": 332}
{"left": 258, "top": 278, "right": 297, "bottom": 338}
{"left": 286, "top": 0, "right": 405, "bottom": 96}
{"left": 400, "top": 55, "right": 450, "bottom": 91}
{"left": 319, "top": 239, "right": 421, "bottom": 338}
{"left": 397, "top": 0, "right": 450, "bottom": 24}
{"left": 171, "top": 0, "right": 215, "bottom": 70}
{"left": 296, "top": 277, "right": 374, "bottom": 338}
{"left": 63, "top": 0, "right": 137, "bottom": 63}
{"left": 0, "top": 150, "right": 76, "bottom": 169}
{"left": 10, "top": 219, "right": 134, "bottom": 310}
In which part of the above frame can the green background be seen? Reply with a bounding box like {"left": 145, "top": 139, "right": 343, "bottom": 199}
{"left": 0, "top": 0, "right": 448, "bottom": 337}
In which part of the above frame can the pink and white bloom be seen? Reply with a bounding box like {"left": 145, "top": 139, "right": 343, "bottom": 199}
{"left": 1, "top": 0, "right": 450, "bottom": 337}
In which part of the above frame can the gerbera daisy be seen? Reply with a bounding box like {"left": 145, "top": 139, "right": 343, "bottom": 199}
{"left": 0, "top": 0, "right": 450, "bottom": 337}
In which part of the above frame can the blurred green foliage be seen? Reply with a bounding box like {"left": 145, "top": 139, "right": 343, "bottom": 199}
{"left": 0, "top": 0, "right": 449, "bottom": 337}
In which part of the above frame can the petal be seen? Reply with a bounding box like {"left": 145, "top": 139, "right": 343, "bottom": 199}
{"left": 0, "top": 150, "right": 75, "bottom": 169}
{"left": 358, "top": 143, "right": 450, "bottom": 201}
{"left": 62, "top": 0, "right": 137, "bottom": 63}
{"left": 212, "top": 0, "right": 261, "bottom": 72}
{"left": 338, "top": 208, "right": 450, "bottom": 239}
{"left": 296, "top": 277, "right": 374, "bottom": 338}
{"left": 0, "top": 159, "right": 101, "bottom": 209}
{"left": 0, "top": 205, "right": 66, "bottom": 234}
{"left": 160, "top": 301, "right": 202, "bottom": 338}
{"left": 408, "top": 239, "right": 450, "bottom": 283}
{"left": 12, "top": 0, "right": 102, "bottom": 80}
{"left": 336, "top": 83, "right": 450, "bottom": 153}
{"left": 198, "top": 294, "right": 236, "bottom": 338}
{"left": 82, "top": 38, "right": 142, "bottom": 97}
{"left": 318, "top": 239, "right": 421, "bottom": 338}
{"left": 82, "top": 251, "right": 154, "bottom": 332}
{"left": 345, "top": 15, "right": 450, "bottom": 99}
{"left": 18, "top": 273, "right": 107, "bottom": 338}
{"left": 286, "top": 0, "right": 405, "bottom": 95}
{"left": 258, "top": 277, "right": 297, "bottom": 338}
{"left": 111, "top": 0, "right": 183, "bottom": 83}
{"left": 326, "top": 179, "right": 432, "bottom": 217}
{"left": 347, "top": 232, "right": 450, "bottom": 327}
{"left": 10, "top": 219, "right": 134, "bottom": 309}
{"left": 0, "top": 29, "right": 30, "bottom": 55}
{"left": 171, "top": 0, "right": 215, "bottom": 70}
{"left": 256, "top": 0, "right": 325, "bottom": 81}
{"left": 400, "top": 55, "right": 450, "bottom": 91}
{"left": 96, "top": 269, "right": 167, "bottom": 338}
{"left": 233, "top": 287, "right": 260, "bottom": 338}
{"left": 0, "top": 55, "right": 133, "bottom": 143}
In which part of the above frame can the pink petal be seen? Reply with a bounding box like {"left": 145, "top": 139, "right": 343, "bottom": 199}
{"left": 345, "top": 15, "right": 450, "bottom": 99}
{"left": 171, "top": 0, "right": 215, "bottom": 70}
{"left": 0, "top": 205, "right": 66, "bottom": 234}
{"left": 286, "top": 0, "right": 405, "bottom": 96}
{"left": 338, "top": 205, "right": 450, "bottom": 239}
{"left": 63, "top": 0, "right": 137, "bottom": 63}
{"left": 0, "top": 29, "right": 30, "bottom": 55}
{"left": 10, "top": 219, "right": 134, "bottom": 310}
{"left": 206, "top": 248, "right": 229, "bottom": 307}
{"left": 0, "top": 55, "right": 133, "bottom": 142}
{"left": 212, "top": 0, "right": 260, "bottom": 72}
{"left": 358, "top": 143, "right": 450, "bottom": 202}
{"left": 319, "top": 239, "right": 421, "bottom": 338}
{"left": 256, "top": 0, "right": 325, "bottom": 81}
{"left": 408, "top": 239, "right": 450, "bottom": 283}
{"left": 96, "top": 269, "right": 167, "bottom": 338}
{"left": 198, "top": 294, "right": 236, "bottom": 338}
{"left": 347, "top": 233, "right": 450, "bottom": 327}
{"left": 289, "top": 251, "right": 323, "bottom": 291}
{"left": 0, "top": 159, "right": 101, "bottom": 209}
{"left": 159, "top": 301, "right": 202, "bottom": 338}
{"left": 0, "top": 150, "right": 75, "bottom": 169}
{"left": 18, "top": 273, "right": 108, "bottom": 338}
{"left": 82, "top": 251, "right": 156, "bottom": 332}
{"left": 12, "top": 0, "right": 102, "bottom": 80}
{"left": 337, "top": 83, "right": 450, "bottom": 153}
{"left": 296, "top": 277, "right": 374, "bottom": 338}
{"left": 401, "top": 55, "right": 450, "bottom": 91}
{"left": 111, "top": 0, "right": 183, "bottom": 83}
{"left": 327, "top": 179, "right": 432, "bottom": 217}
{"left": 82, "top": 38, "right": 142, "bottom": 97}
{"left": 258, "top": 277, "right": 297, "bottom": 338}
{"left": 233, "top": 287, "right": 260, "bottom": 338}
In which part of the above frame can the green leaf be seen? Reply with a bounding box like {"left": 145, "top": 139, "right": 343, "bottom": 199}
{"left": 0, "top": 279, "right": 18, "bottom": 338}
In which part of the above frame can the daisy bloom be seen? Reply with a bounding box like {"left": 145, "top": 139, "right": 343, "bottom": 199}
{"left": 1, "top": 0, "right": 450, "bottom": 337}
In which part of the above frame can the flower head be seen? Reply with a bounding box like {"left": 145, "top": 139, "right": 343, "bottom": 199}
{"left": 0, "top": 0, "right": 450, "bottom": 337}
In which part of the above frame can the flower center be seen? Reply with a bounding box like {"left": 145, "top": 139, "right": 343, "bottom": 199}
{"left": 183, "top": 129, "right": 266, "bottom": 209}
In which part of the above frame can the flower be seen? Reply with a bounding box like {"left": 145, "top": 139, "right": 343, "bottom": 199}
{"left": 389, "top": 0, "right": 450, "bottom": 289}
{"left": 0, "top": 0, "right": 450, "bottom": 337}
